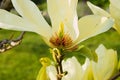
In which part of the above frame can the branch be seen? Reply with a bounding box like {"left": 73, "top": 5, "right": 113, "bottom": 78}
{"left": 0, "top": 32, "right": 25, "bottom": 53}
{"left": 0, "top": 0, "right": 13, "bottom": 11}
{"left": 109, "top": 71, "right": 120, "bottom": 80}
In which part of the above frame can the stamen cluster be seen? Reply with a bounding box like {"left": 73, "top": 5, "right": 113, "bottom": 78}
{"left": 49, "top": 33, "right": 73, "bottom": 49}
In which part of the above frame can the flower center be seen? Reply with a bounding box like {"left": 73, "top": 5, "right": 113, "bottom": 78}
{"left": 49, "top": 23, "right": 73, "bottom": 49}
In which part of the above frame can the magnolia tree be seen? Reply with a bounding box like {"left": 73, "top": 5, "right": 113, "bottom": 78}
{"left": 0, "top": 0, "right": 119, "bottom": 80}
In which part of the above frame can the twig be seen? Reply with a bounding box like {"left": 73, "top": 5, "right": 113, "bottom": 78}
{"left": 0, "top": 0, "right": 13, "bottom": 11}
{"left": 109, "top": 71, "right": 120, "bottom": 80}
{"left": 0, "top": 31, "right": 25, "bottom": 53}
{"left": 51, "top": 48, "right": 67, "bottom": 80}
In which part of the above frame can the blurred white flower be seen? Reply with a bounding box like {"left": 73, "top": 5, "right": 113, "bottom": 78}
{"left": 47, "top": 44, "right": 118, "bottom": 80}
{"left": 87, "top": 0, "right": 120, "bottom": 33}
{"left": 0, "top": 0, "right": 114, "bottom": 49}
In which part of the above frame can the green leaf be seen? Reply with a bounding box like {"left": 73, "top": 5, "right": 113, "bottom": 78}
{"left": 64, "top": 45, "right": 86, "bottom": 64}
{"left": 64, "top": 45, "right": 97, "bottom": 65}
{"left": 77, "top": 45, "right": 98, "bottom": 62}
{"left": 74, "top": 54, "right": 86, "bottom": 65}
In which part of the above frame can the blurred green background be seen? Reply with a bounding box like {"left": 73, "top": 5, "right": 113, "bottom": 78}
{"left": 0, "top": 0, "right": 120, "bottom": 80}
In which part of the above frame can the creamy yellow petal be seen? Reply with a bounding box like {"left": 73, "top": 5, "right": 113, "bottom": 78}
{"left": 0, "top": 9, "right": 40, "bottom": 33}
{"left": 11, "top": 0, "right": 52, "bottom": 39}
{"left": 62, "top": 57, "right": 82, "bottom": 80}
{"left": 70, "top": 15, "right": 114, "bottom": 48}
{"left": 87, "top": 2, "right": 111, "bottom": 17}
{"left": 92, "top": 44, "right": 118, "bottom": 80}
{"left": 110, "top": 3, "right": 120, "bottom": 33}
{"left": 47, "top": 0, "right": 79, "bottom": 40}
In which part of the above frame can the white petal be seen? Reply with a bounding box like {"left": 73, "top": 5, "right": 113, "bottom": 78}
{"left": 47, "top": 0, "right": 79, "bottom": 40}
{"left": 92, "top": 44, "right": 118, "bottom": 80}
{"left": 71, "top": 15, "right": 114, "bottom": 47}
{"left": 0, "top": 9, "right": 40, "bottom": 33}
{"left": 87, "top": 2, "right": 111, "bottom": 17}
{"left": 82, "top": 59, "right": 93, "bottom": 80}
{"left": 110, "top": 0, "right": 120, "bottom": 10}
{"left": 62, "top": 57, "right": 82, "bottom": 80}
{"left": 46, "top": 65, "right": 57, "bottom": 80}
{"left": 110, "top": 2, "right": 120, "bottom": 33}
{"left": 11, "top": 0, "right": 52, "bottom": 39}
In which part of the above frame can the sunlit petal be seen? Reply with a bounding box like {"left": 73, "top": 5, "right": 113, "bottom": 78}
{"left": 11, "top": 0, "right": 52, "bottom": 39}
{"left": 47, "top": 0, "right": 79, "bottom": 40}
{"left": 71, "top": 15, "right": 114, "bottom": 48}
{"left": 92, "top": 44, "right": 118, "bottom": 80}
{"left": 0, "top": 9, "right": 40, "bottom": 33}
{"left": 87, "top": 2, "right": 111, "bottom": 17}
{"left": 62, "top": 57, "right": 82, "bottom": 80}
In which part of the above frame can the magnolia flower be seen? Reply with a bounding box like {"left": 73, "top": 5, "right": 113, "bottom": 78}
{"left": 92, "top": 45, "right": 117, "bottom": 80}
{"left": 46, "top": 44, "right": 118, "bottom": 80}
{"left": 0, "top": 0, "right": 114, "bottom": 50}
{"left": 87, "top": 0, "right": 120, "bottom": 33}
